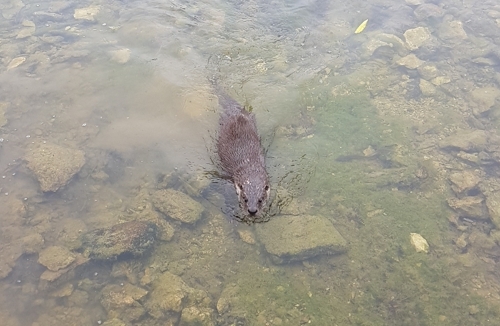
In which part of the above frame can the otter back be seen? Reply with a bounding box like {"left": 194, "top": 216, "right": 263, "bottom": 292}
{"left": 216, "top": 90, "right": 270, "bottom": 216}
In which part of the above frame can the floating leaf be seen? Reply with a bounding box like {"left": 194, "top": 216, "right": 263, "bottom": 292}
{"left": 354, "top": 19, "right": 369, "bottom": 34}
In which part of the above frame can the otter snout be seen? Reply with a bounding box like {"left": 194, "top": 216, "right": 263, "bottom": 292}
{"left": 235, "top": 181, "right": 270, "bottom": 216}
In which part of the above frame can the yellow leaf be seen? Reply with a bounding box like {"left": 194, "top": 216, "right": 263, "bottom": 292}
{"left": 354, "top": 19, "right": 369, "bottom": 34}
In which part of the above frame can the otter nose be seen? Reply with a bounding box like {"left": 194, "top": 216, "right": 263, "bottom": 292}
{"left": 248, "top": 208, "right": 257, "bottom": 215}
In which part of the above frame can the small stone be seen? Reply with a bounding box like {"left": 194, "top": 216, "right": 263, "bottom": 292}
{"left": 110, "top": 48, "right": 131, "bottom": 64}
{"left": 419, "top": 79, "right": 437, "bottom": 96}
{"left": 414, "top": 3, "right": 444, "bottom": 21}
{"left": 468, "top": 305, "right": 479, "bottom": 315}
{"left": 180, "top": 306, "right": 215, "bottom": 326}
{"left": 50, "top": 283, "right": 74, "bottom": 297}
{"left": 417, "top": 64, "right": 439, "bottom": 80}
{"left": 409, "top": 233, "right": 429, "bottom": 253}
{"left": 74, "top": 6, "right": 100, "bottom": 21}
{"left": 22, "top": 20, "right": 35, "bottom": 27}
{"left": 38, "top": 246, "right": 76, "bottom": 271}
{"left": 397, "top": 54, "right": 424, "bottom": 69}
{"left": 100, "top": 283, "right": 148, "bottom": 322}
{"left": 21, "top": 233, "right": 45, "bottom": 254}
{"left": 16, "top": 27, "right": 36, "bottom": 39}
{"left": 404, "top": 27, "right": 431, "bottom": 50}
{"left": 237, "top": 229, "right": 256, "bottom": 244}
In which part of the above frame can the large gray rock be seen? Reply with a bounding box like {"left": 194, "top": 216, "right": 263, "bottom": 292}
{"left": 152, "top": 189, "right": 204, "bottom": 224}
{"left": 81, "top": 221, "right": 157, "bottom": 260}
{"left": 255, "top": 215, "right": 347, "bottom": 264}
{"left": 25, "top": 143, "right": 85, "bottom": 192}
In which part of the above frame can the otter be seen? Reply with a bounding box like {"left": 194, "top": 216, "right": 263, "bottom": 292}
{"left": 215, "top": 87, "right": 270, "bottom": 217}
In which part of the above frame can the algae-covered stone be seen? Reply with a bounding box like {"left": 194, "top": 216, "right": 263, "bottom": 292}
{"left": 180, "top": 306, "right": 215, "bottom": 326}
{"left": 486, "top": 191, "right": 500, "bottom": 229}
{"left": 145, "top": 271, "right": 209, "bottom": 318}
{"left": 25, "top": 143, "right": 85, "bottom": 192}
{"left": 101, "top": 283, "right": 148, "bottom": 322}
{"left": 38, "top": 246, "right": 76, "bottom": 271}
{"left": 255, "top": 215, "right": 347, "bottom": 264}
{"left": 447, "top": 196, "right": 487, "bottom": 220}
{"left": 81, "top": 221, "right": 157, "bottom": 260}
{"left": 21, "top": 232, "right": 45, "bottom": 254}
{"left": 152, "top": 189, "right": 204, "bottom": 224}
{"left": 439, "top": 130, "right": 488, "bottom": 152}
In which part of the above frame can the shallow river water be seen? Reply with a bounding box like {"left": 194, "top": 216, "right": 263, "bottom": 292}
{"left": 2, "top": 0, "right": 500, "bottom": 325}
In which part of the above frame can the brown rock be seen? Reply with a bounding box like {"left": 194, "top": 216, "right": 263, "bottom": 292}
{"left": 447, "top": 196, "right": 487, "bottom": 220}
{"left": 38, "top": 246, "right": 75, "bottom": 271}
{"left": 25, "top": 143, "right": 85, "bottom": 192}
{"left": 448, "top": 170, "right": 480, "bottom": 195}
{"left": 152, "top": 189, "right": 204, "bottom": 224}
{"left": 81, "top": 221, "right": 157, "bottom": 260}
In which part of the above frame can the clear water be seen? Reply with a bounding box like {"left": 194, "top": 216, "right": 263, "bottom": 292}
{"left": 1, "top": 0, "right": 500, "bottom": 325}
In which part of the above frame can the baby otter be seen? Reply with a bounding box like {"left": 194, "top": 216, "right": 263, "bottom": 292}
{"left": 215, "top": 88, "right": 270, "bottom": 216}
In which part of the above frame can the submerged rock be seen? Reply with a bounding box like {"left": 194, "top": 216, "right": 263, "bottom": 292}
{"left": 439, "top": 130, "right": 488, "bottom": 152}
{"left": 145, "top": 271, "right": 210, "bottom": 320}
{"left": 403, "top": 27, "right": 431, "bottom": 50}
{"left": 101, "top": 283, "right": 148, "bottom": 322}
{"left": 255, "top": 215, "right": 347, "bottom": 264}
{"left": 180, "top": 306, "right": 215, "bottom": 326}
{"left": 152, "top": 189, "right": 204, "bottom": 224}
{"left": 409, "top": 233, "right": 429, "bottom": 253}
{"left": 25, "top": 143, "right": 85, "bottom": 192}
{"left": 447, "top": 196, "right": 487, "bottom": 220}
{"left": 486, "top": 192, "right": 500, "bottom": 229}
{"left": 38, "top": 246, "right": 76, "bottom": 271}
{"left": 448, "top": 171, "right": 481, "bottom": 195}
{"left": 81, "top": 221, "right": 157, "bottom": 260}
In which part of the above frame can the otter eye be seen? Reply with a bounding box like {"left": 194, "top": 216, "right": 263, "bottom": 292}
{"left": 264, "top": 185, "right": 269, "bottom": 191}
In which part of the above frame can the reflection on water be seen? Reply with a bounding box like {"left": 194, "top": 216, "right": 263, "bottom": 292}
{"left": 2, "top": 0, "right": 500, "bottom": 324}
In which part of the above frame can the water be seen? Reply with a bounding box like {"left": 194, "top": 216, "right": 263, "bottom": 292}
{"left": 1, "top": 0, "right": 500, "bottom": 325}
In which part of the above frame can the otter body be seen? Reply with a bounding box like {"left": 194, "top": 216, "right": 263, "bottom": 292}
{"left": 216, "top": 90, "right": 270, "bottom": 216}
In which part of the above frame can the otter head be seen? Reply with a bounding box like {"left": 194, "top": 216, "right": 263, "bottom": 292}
{"left": 234, "top": 175, "right": 270, "bottom": 216}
